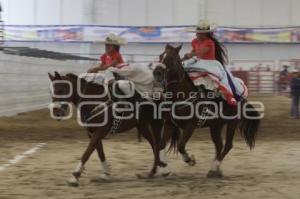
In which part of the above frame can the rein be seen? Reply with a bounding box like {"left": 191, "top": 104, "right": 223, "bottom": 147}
{"left": 159, "top": 53, "right": 185, "bottom": 89}
{"left": 85, "top": 100, "right": 112, "bottom": 122}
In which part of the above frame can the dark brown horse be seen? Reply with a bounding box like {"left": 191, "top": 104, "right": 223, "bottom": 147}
{"left": 153, "top": 44, "right": 261, "bottom": 177}
{"left": 48, "top": 72, "right": 166, "bottom": 186}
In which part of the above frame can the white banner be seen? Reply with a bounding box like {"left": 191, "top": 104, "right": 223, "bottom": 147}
{"left": 3, "top": 25, "right": 300, "bottom": 43}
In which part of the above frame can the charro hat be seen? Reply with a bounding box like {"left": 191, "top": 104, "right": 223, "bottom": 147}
{"left": 104, "top": 33, "right": 127, "bottom": 45}
{"left": 187, "top": 20, "right": 217, "bottom": 33}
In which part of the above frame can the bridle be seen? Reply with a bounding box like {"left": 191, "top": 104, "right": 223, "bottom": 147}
{"left": 49, "top": 78, "right": 75, "bottom": 117}
{"left": 158, "top": 52, "right": 185, "bottom": 89}
{"left": 50, "top": 73, "right": 112, "bottom": 123}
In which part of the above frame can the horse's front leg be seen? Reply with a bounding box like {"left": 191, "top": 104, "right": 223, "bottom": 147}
{"left": 135, "top": 122, "right": 159, "bottom": 178}
{"left": 207, "top": 122, "right": 224, "bottom": 178}
{"left": 95, "top": 140, "right": 111, "bottom": 180}
{"left": 156, "top": 121, "right": 176, "bottom": 176}
{"left": 207, "top": 120, "right": 237, "bottom": 178}
{"left": 67, "top": 132, "right": 100, "bottom": 186}
{"left": 178, "top": 121, "right": 197, "bottom": 166}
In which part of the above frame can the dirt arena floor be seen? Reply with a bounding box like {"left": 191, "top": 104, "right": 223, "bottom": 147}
{"left": 0, "top": 95, "right": 300, "bottom": 199}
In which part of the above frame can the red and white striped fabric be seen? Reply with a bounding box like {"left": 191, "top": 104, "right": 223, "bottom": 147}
{"left": 188, "top": 71, "right": 248, "bottom": 106}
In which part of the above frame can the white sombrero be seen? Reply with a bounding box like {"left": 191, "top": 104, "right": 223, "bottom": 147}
{"left": 104, "top": 33, "right": 127, "bottom": 45}
{"left": 187, "top": 20, "right": 217, "bottom": 33}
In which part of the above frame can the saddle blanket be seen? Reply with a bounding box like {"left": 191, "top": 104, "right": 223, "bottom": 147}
{"left": 82, "top": 63, "right": 154, "bottom": 99}
{"left": 183, "top": 58, "right": 248, "bottom": 106}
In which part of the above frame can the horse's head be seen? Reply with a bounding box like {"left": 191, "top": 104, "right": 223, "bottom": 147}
{"left": 153, "top": 44, "right": 184, "bottom": 91}
{"left": 48, "top": 72, "right": 77, "bottom": 119}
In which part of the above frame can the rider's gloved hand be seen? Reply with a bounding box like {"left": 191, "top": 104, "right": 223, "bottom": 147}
{"left": 182, "top": 53, "right": 192, "bottom": 61}
{"left": 88, "top": 67, "right": 99, "bottom": 73}
{"left": 183, "top": 53, "right": 190, "bottom": 59}
{"left": 87, "top": 68, "right": 94, "bottom": 73}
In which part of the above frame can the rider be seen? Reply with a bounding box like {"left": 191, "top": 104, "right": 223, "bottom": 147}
{"left": 88, "top": 33, "right": 126, "bottom": 73}
{"left": 86, "top": 33, "right": 131, "bottom": 94}
{"left": 183, "top": 20, "right": 241, "bottom": 101}
{"left": 183, "top": 20, "right": 228, "bottom": 66}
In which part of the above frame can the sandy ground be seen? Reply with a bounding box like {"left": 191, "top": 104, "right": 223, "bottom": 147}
{"left": 0, "top": 95, "right": 300, "bottom": 199}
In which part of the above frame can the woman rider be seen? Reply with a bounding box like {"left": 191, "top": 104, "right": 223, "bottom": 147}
{"left": 183, "top": 20, "right": 241, "bottom": 100}
{"left": 88, "top": 33, "right": 127, "bottom": 73}
{"left": 183, "top": 20, "right": 228, "bottom": 66}
{"left": 87, "top": 33, "right": 135, "bottom": 98}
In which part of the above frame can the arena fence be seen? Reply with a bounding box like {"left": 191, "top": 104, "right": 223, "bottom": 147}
{"left": 231, "top": 59, "right": 299, "bottom": 95}
{"left": 0, "top": 52, "right": 94, "bottom": 116}
{"left": 232, "top": 70, "right": 281, "bottom": 95}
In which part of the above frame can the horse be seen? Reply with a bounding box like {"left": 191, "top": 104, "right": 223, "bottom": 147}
{"left": 152, "top": 44, "right": 261, "bottom": 177}
{"left": 48, "top": 72, "right": 166, "bottom": 186}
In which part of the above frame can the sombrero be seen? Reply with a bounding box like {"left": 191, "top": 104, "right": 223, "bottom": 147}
{"left": 187, "top": 20, "right": 217, "bottom": 33}
{"left": 104, "top": 33, "right": 127, "bottom": 45}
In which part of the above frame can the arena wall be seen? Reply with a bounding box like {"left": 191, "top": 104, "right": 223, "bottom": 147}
{"left": 2, "top": 0, "right": 300, "bottom": 26}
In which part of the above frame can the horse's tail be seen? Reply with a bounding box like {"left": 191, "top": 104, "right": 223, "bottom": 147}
{"left": 239, "top": 102, "right": 261, "bottom": 149}
{"left": 168, "top": 128, "right": 180, "bottom": 153}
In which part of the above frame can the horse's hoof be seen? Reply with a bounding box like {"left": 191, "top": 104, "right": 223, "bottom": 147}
{"left": 161, "top": 172, "right": 171, "bottom": 177}
{"left": 187, "top": 155, "right": 196, "bottom": 166}
{"left": 67, "top": 177, "right": 79, "bottom": 187}
{"left": 90, "top": 174, "right": 111, "bottom": 182}
{"left": 136, "top": 172, "right": 154, "bottom": 179}
{"left": 157, "top": 166, "right": 171, "bottom": 177}
{"left": 99, "top": 173, "right": 110, "bottom": 180}
{"left": 72, "top": 171, "right": 81, "bottom": 178}
{"left": 207, "top": 170, "right": 223, "bottom": 178}
{"left": 136, "top": 173, "right": 144, "bottom": 179}
{"left": 67, "top": 181, "right": 79, "bottom": 187}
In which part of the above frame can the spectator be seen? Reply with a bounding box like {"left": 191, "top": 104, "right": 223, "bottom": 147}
{"left": 280, "top": 65, "right": 289, "bottom": 76}
{"left": 290, "top": 70, "right": 300, "bottom": 119}
{"left": 279, "top": 65, "right": 290, "bottom": 94}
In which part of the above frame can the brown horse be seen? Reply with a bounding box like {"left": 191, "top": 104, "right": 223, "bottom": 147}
{"left": 48, "top": 72, "right": 166, "bottom": 186}
{"left": 153, "top": 44, "right": 261, "bottom": 177}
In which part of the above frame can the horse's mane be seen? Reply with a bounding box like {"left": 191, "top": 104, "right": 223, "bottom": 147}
{"left": 66, "top": 73, "right": 78, "bottom": 80}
